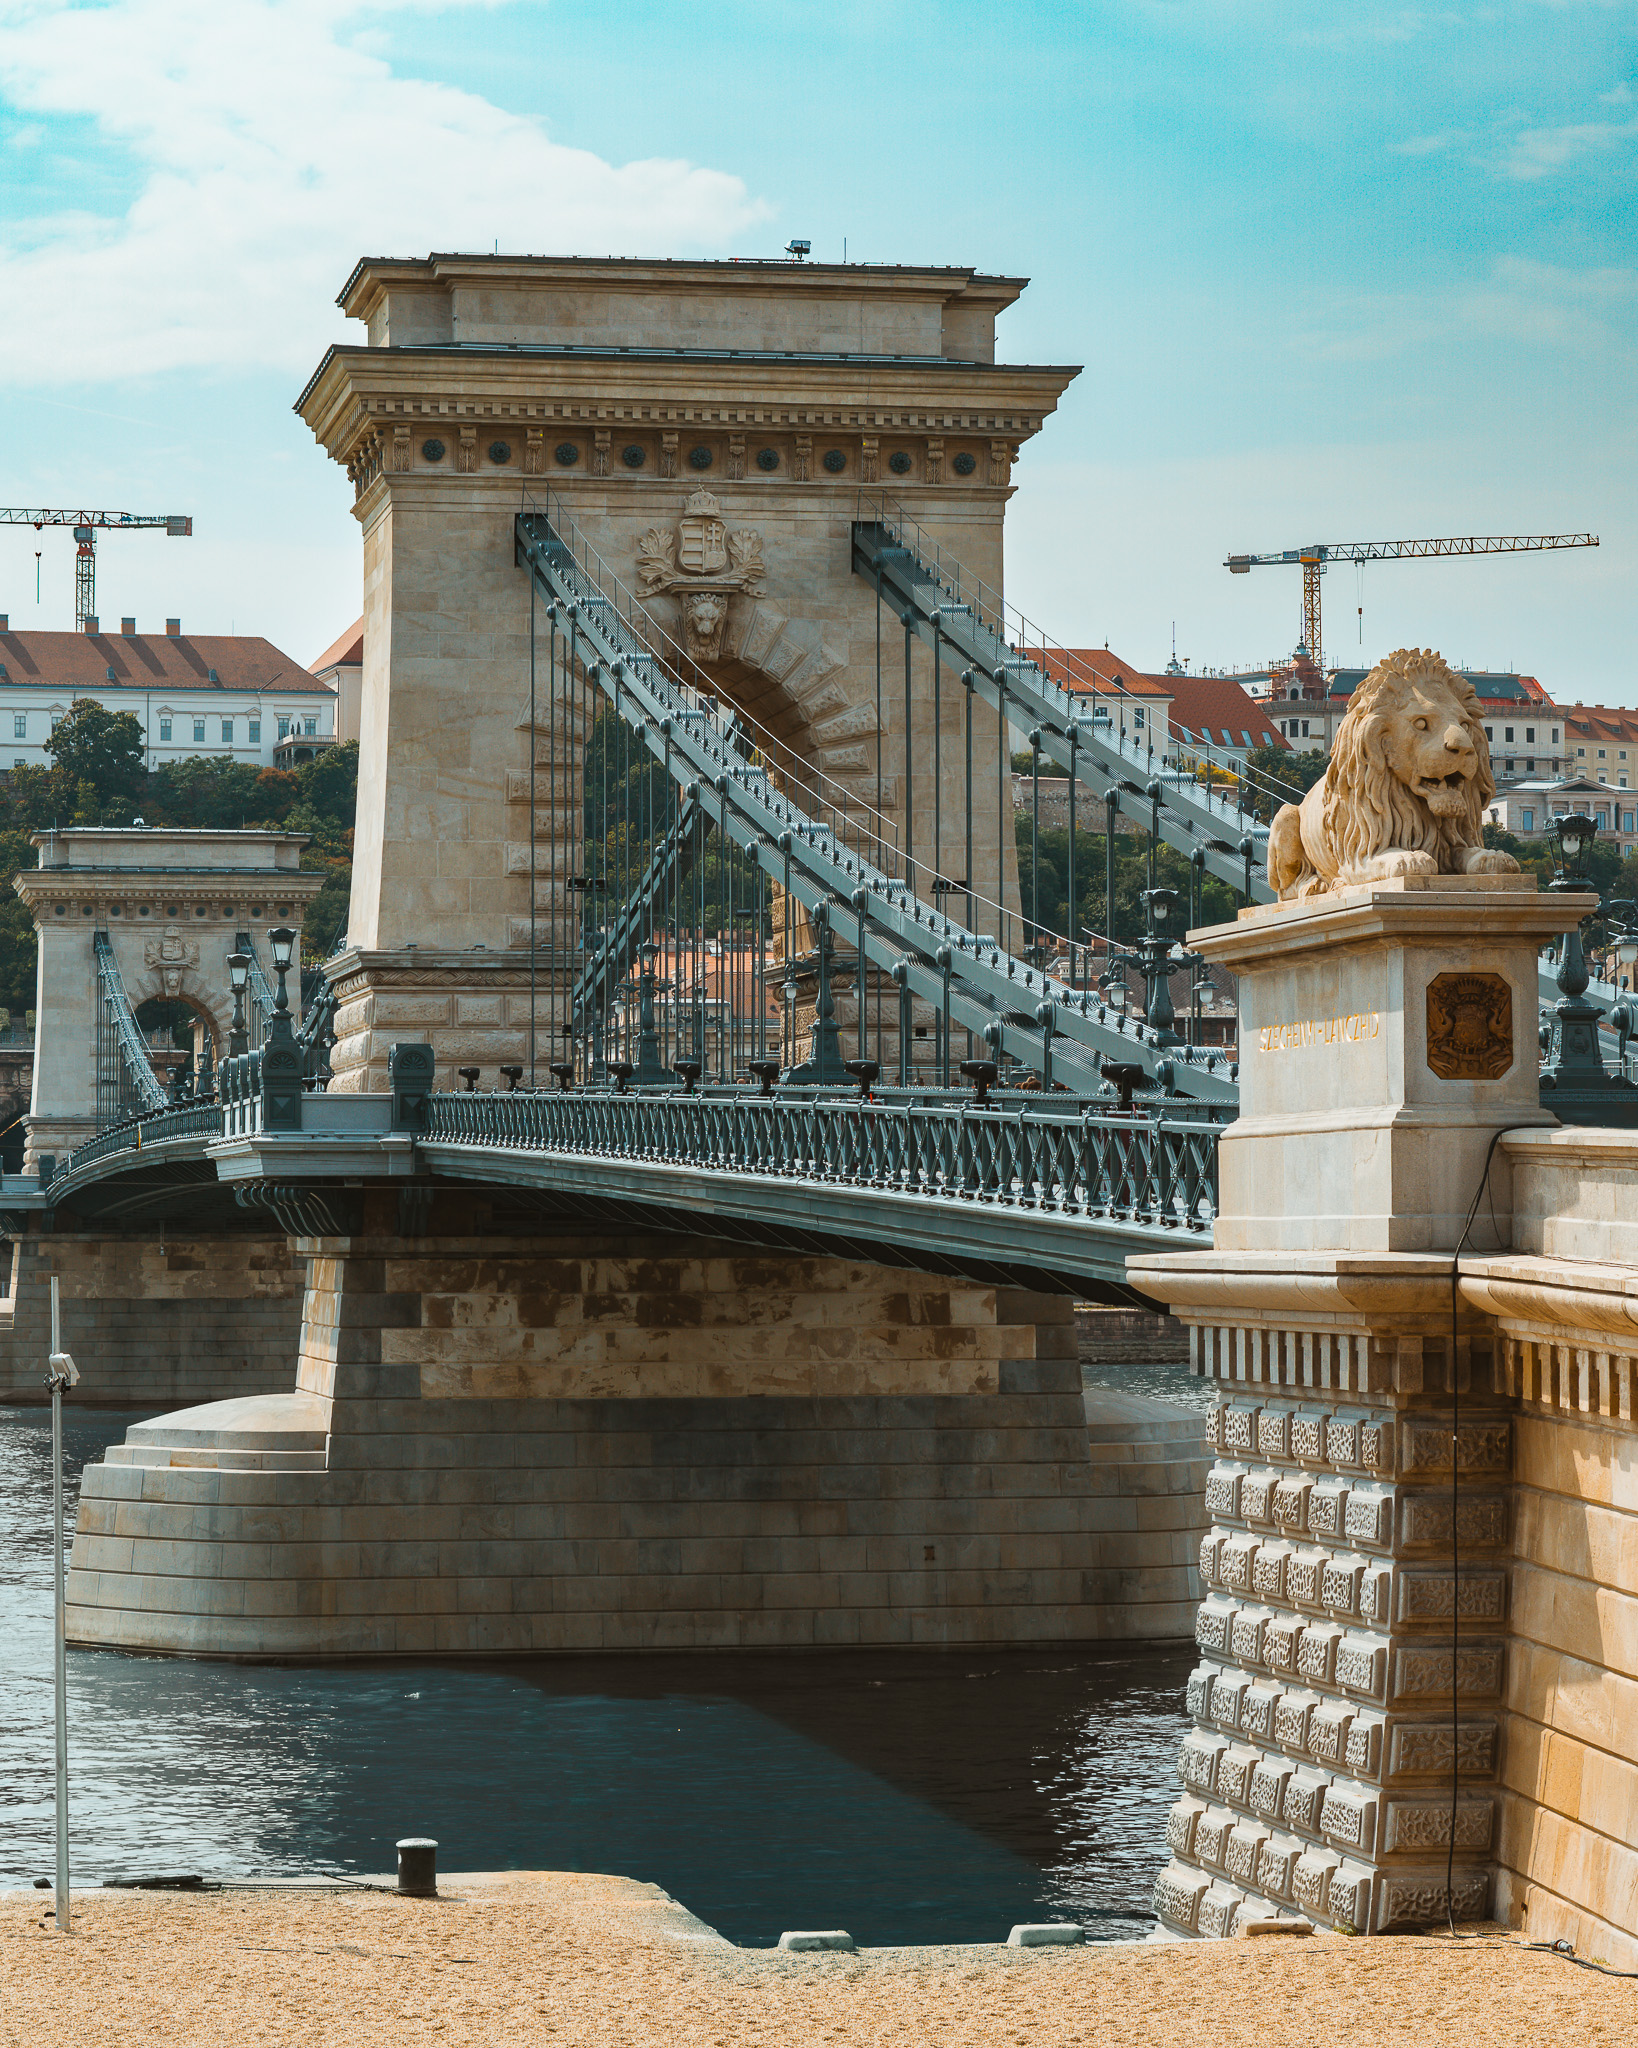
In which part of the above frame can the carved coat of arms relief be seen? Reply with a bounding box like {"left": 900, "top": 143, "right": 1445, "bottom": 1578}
{"left": 636, "top": 489, "right": 766, "bottom": 663}
{"left": 145, "top": 925, "right": 199, "bottom": 998}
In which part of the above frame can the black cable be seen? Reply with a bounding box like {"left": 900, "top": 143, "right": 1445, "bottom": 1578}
{"left": 1446, "top": 1122, "right": 1508, "bottom": 1935}
{"left": 1522, "top": 1937, "right": 1638, "bottom": 1979}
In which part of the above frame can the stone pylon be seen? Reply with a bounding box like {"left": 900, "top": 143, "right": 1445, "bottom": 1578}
{"left": 296, "top": 256, "right": 1068, "bottom": 1091}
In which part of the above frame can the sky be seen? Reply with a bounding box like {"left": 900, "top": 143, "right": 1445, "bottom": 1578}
{"left": 1, "top": 0, "right": 1633, "bottom": 697}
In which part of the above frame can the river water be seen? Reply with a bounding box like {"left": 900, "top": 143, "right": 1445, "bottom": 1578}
{"left": 0, "top": 1400, "right": 1193, "bottom": 1947}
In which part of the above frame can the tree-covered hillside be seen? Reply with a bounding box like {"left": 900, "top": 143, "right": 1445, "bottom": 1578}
{"left": 0, "top": 701, "right": 356, "bottom": 1014}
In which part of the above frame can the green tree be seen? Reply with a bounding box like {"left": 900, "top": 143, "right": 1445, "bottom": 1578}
{"left": 44, "top": 699, "right": 148, "bottom": 812}
{"left": 1241, "top": 744, "right": 1327, "bottom": 823}
{"left": 1014, "top": 817, "right": 1240, "bottom": 949}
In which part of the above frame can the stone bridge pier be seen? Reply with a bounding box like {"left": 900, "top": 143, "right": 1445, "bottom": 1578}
{"left": 296, "top": 255, "right": 1077, "bottom": 1092}
{"left": 65, "top": 1197, "right": 1208, "bottom": 1655}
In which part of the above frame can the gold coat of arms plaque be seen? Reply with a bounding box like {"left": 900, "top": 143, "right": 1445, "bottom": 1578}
{"left": 1426, "top": 971, "right": 1513, "bottom": 1080}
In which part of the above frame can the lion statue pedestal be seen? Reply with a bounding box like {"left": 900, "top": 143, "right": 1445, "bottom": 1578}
{"left": 1186, "top": 873, "right": 1594, "bottom": 1255}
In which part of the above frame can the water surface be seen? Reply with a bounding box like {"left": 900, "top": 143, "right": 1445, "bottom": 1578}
{"left": 1, "top": 1403, "right": 1190, "bottom": 1946}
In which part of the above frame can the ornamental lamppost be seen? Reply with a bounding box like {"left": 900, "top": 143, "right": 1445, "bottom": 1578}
{"left": 266, "top": 926, "right": 298, "bottom": 1039}
{"left": 227, "top": 951, "right": 251, "bottom": 1059}
{"left": 1540, "top": 813, "right": 1638, "bottom": 1124}
{"left": 1135, "top": 885, "right": 1185, "bottom": 1049}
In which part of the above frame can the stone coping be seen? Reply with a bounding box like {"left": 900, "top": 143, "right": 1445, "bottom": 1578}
{"left": 125, "top": 1391, "right": 331, "bottom": 1451}
{"left": 1502, "top": 1125, "right": 1638, "bottom": 1164}
{"left": 1186, "top": 877, "right": 1593, "bottom": 965}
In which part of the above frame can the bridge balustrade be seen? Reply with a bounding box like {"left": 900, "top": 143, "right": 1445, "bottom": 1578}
{"left": 421, "top": 1088, "right": 1219, "bottom": 1234}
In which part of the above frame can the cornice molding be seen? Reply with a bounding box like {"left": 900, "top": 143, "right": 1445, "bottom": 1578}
{"left": 297, "top": 345, "right": 1077, "bottom": 457}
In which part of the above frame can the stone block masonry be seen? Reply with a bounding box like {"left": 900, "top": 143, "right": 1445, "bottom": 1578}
{"left": 0, "top": 1232, "right": 305, "bottom": 1407}
{"left": 66, "top": 1231, "right": 1207, "bottom": 1658}
{"left": 1140, "top": 1323, "right": 1509, "bottom": 1941}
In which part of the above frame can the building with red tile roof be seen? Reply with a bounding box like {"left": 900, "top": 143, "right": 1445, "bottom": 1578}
{"left": 310, "top": 616, "right": 363, "bottom": 745}
{"left": 0, "top": 613, "right": 334, "bottom": 770}
{"left": 1164, "top": 673, "right": 1286, "bottom": 762}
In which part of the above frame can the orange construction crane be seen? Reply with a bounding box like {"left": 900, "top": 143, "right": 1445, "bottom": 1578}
{"left": 2, "top": 507, "right": 192, "bottom": 632}
{"left": 1225, "top": 532, "right": 1598, "bottom": 671}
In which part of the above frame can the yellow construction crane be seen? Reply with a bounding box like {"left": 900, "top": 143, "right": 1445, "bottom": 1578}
{"left": 1225, "top": 532, "right": 1599, "bottom": 671}
{"left": 2, "top": 506, "right": 192, "bottom": 632}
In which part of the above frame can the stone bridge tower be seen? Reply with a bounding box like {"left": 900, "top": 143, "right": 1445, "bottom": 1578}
{"left": 15, "top": 827, "right": 325, "bottom": 1167}
{"left": 296, "top": 256, "right": 1079, "bottom": 1089}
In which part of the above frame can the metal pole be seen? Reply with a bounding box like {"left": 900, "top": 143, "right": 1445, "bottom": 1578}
{"left": 49, "top": 1272, "right": 78, "bottom": 1935}
{"left": 903, "top": 614, "right": 914, "bottom": 881}
{"left": 1105, "top": 788, "right": 1118, "bottom": 954}
{"left": 1067, "top": 724, "right": 1078, "bottom": 987}
{"left": 933, "top": 619, "right": 942, "bottom": 891}
{"left": 529, "top": 574, "right": 537, "bottom": 1087}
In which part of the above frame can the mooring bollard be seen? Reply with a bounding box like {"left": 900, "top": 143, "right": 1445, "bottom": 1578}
{"left": 396, "top": 1837, "right": 438, "bottom": 1897}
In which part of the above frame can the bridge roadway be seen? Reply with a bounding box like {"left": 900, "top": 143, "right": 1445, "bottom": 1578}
{"left": 39, "top": 1080, "right": 1222, "bottom": 1302}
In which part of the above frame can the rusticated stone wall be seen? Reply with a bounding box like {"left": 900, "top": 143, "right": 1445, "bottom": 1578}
{"left": 1148, "top": 1326, "right": 1508, "bottom": 1940}
{"left": 0, "top": 1232, "right": 304, "bottom": 1407}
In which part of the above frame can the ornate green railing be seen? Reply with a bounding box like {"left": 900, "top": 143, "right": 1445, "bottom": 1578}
{"left": 423, "top": 1088, "right": 1219, "bottom": 1232}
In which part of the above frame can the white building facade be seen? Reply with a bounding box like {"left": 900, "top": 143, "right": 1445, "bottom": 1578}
{"left": 0, "top": 616, "right": 335, "bottom": 772}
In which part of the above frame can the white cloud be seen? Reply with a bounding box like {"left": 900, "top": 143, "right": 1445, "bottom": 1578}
{"left": 1281, "top": 254, "right": 1638, "bottom": 366}
{"left": 1387, "top": 129, "right": 1472, "bottom": 157}
{"left": 0, "top": 0, "right": 771, "bottom": 385}
{"left": 1504, "top": 111, "right": 1638, "bottom": 177}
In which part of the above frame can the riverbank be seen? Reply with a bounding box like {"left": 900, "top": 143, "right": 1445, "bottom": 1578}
{"left": 2, "top": 1873, "right": 1627, "bottom": 2047}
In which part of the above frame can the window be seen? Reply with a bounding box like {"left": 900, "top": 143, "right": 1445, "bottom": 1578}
{"left": 1578, "top": 748, "right": 1586, "bottom": 757}
{"left": 1484, "top": 726, "right": 1494, "bottom": 741}
{"left": 159, "top": 717, "right": 172, "bottom": 742}
{"left": 1553, "top": 804, "right": 1567, "bottom": 817}
{"left": 1623, "top": 751, "right": 1629, "bottom": 761}
{"left": 1596, "top": 809, "right": 1609, "bottom": 829}
{"left": 1553, "top": 727, "right": 1561, "bottom": 743}
{"left": 221, "top": 718, "right": 233, "bottom": 743}
{"left": 1598, "top": 748, "right": 1607, "bottom": 759}
{"left": 277, "top": 715, "right": 290, "bottom": 739}
{"left": 248, "top": 719, "right": 260, "bottom": 743}
{"left": 10, "top": 714, "right": 22, "bottom": 739}
{"left": 303, "top": 716, "right": 317, "bottom": 736}
{"left": 1132, "top": 707, "right": 1144, "bottom": 728}
{"left": 1505, "top": 727, "right": 1515, "bottom": 743}
{"left": 1241, "top": 730, "right": 1252, "bottom": 747}
{"left": 192, "top": 718, "right": 205, "bottom": 743}
{"left": 1525, "top": 759, "right": 1535, "bottom": 773}
{"left": 1300, "top": 721, "right": 1310, "bottom": 738}
{"left": 12, "top": 759, "right": 23, "bottom": 771}
{"left": 1526, "top": 728, "right": 1535, "bottom": 744}
{"left": 1625, "top": 813, "right": 1635, "bottom": 833}
{"left": 1521, "top": 809, "right": 1534, "bottom": 831}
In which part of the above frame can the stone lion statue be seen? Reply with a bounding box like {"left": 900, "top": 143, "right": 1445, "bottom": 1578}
{"left": 1267, "top": 647, "right": 1520, "bottom": 900}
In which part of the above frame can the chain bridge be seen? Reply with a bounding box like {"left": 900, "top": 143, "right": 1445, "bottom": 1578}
{"left": 14, "top": 247, "right": 1632, "bottom": 1892}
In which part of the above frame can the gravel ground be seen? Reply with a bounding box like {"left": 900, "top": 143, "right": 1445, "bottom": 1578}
{"left": 3, "top": 1872, "right": 1633, "bottom": 2046}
